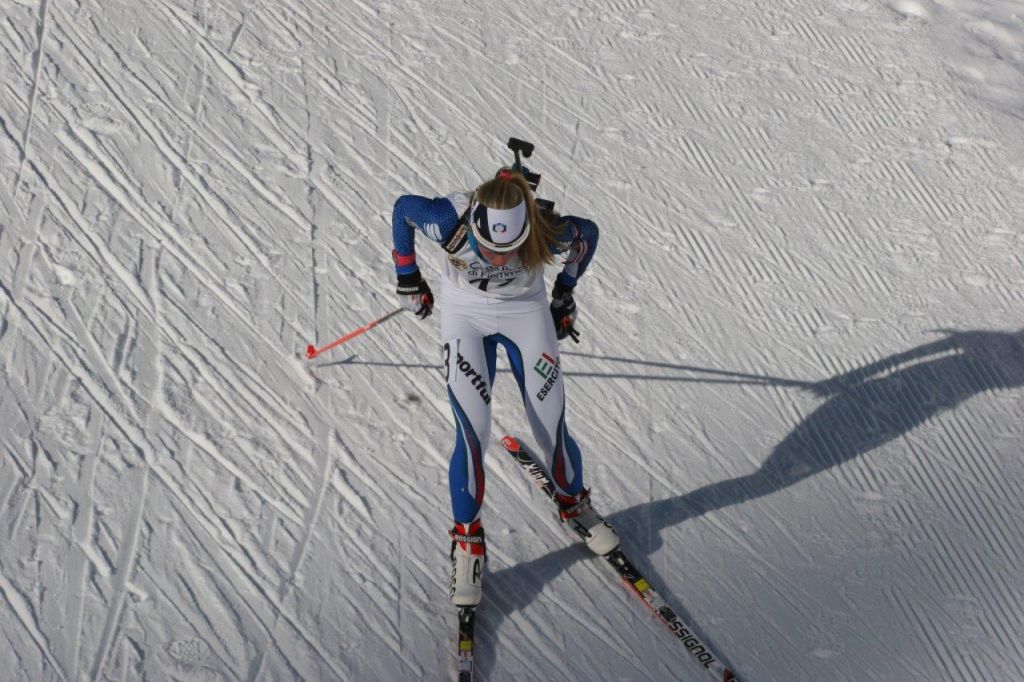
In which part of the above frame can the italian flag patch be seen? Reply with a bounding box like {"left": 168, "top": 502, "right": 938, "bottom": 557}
{"left": 533, "top": 353, "right": 556, "bottom": 378}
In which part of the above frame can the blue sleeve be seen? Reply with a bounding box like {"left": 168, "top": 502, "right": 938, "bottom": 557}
{"left": 551, "top": 216, "right": 599, "bottom": 289}
{"left": 391, "top": 195, "right": 461, "bottom": 276}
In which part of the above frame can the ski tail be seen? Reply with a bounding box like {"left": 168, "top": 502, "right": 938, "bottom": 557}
{"left": 457, "top": 606, "right": 475, "bottom": 681}
{"left": 500, "top": 434, "right": 741, "bottom": 682}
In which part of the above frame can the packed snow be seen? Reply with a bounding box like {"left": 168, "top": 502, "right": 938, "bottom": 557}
{"left": 1, "top": 0, "right": 1022, "bottom": 680}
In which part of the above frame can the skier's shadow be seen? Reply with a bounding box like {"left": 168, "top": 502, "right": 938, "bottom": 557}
{"left": 479, "top": 328, "right": 1024, "bottom": 676}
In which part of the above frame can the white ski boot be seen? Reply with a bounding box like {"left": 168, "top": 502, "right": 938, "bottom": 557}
{"left": 449, "top": 521, "right": 486, "bottom": 607}
{"left": 558, "top": 489, "right": 619, "bottom": 556}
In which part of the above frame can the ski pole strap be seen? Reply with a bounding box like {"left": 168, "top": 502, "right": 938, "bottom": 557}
{"left": 396, "top": 270, "right": 425, "bottom": 295}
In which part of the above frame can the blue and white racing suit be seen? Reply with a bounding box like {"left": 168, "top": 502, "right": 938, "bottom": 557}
{"left": 391, "top": 190, "right": 599, "bottom": 524}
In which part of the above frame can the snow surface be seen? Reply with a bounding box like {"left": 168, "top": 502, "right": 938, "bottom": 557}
{"left": 1, "top": 0, "right": 1023, "bottom": 680}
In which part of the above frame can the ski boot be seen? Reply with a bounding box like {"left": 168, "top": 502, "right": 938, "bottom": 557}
{"left": 449, "top": 521, "right": 486, "bottom": 607}
{"left": 557, "top": 488, "right": 619, "bottom": 556}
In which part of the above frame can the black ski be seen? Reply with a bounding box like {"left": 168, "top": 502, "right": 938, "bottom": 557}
{"left": 500, "top": 435, "right": 740, "bottom": 682}
{"left": 457, "top": 606, "right": 475, "bottom": 681}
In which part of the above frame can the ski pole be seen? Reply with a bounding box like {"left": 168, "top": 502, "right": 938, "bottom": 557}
{"left": 305, "top": 307, "right": 404, "bottom": 359}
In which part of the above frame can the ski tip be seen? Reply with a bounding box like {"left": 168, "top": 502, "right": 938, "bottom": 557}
{"left": 500, "top": 435, "right": 520, "bottom": 451}
{"left": 305, "top": 344, "right": 317, "bottom": 360}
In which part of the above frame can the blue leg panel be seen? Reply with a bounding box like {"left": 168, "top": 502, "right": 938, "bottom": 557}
{"left": 448, "top": 387, "right": 485, "bottom": 523}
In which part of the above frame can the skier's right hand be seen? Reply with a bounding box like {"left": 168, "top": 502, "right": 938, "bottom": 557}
{"left": 396, "top": 271, "right": 434, "bottom": 319}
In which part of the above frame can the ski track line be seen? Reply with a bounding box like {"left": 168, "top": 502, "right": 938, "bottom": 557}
{"left": 12, "top": 0, "right": 49, "bottom": 193}
{"left": 62, "top": 15, "right": 324, "bottom": 287}
{"left": 174, "top": 561, "right": 258, "bottom": 680}
{"left": 164, "top": 3, "right": 208, "bottom": 230}
{"left": 26, "top": 170, "right": 157, "bottom": 326}
{"left": 815, "top": 201, "right": 875, "bottom": 268}
{"left": 157, "top": 407, "right": 305, "bottom": 527}
{"left": 64, "top": 415, "right": 105, "bottom": 682}
{"left": 2, "top": 477, "right": 33, "bottom": 551}
{"left": 878, "top": 159, "right": 956, "bottom": 221}
{"left": 0, "top": 453, "right": 27, "bottom": 536}
{"left": 495, "top": 2, "right": 597, "bottom": 78}
{"left": 922, "top": 520, "right": 1023, "bottom": 651}
{"left": 313, "top": 1, "right": 585, "bottom": 192}
{"left": 153, "top": 357, "right": 313, "bottom": 514}
{"left": 18, "top": 294, "right": 157, "bottom": 471}
{"left": 786, "top": 17, "right": 881, "bottom": 68}
{"left": 152, "top": 458, "right": 346, "bottom": 680}
{"left": 327, "top": 466, "right": 372, "bottom": 524}
{"left": 49, "top": 15, "right": 312, "bottom": 309}
{"left": 145, "top": 0, "right": 392, "bottom": 243}
{"left": 41, "top": 87, "right": 305, "bottom": 330}
{"left": 886, "top": 436, "right": 1024, "bottom": 663}
{"left": 154, "top": 328, "right": 312, "bottom": 479}
{"left": 333, "top": 0, "right": 602, "bottom": 131}
{"left": 147, "top": 519, "right": 330, "bottom": 681}
{"left": 2, "top": 371, "right": 75, "bottom": 518}
{"left": 909, "top": 408, "right": 1017, "bottom": 520}
{"left": 309, "top": 199, "right": 322, "bottom": 371}
{"left": 0, "top": 175, "right": 20, "bottom": 256}
{"left": 324, "top": 512, "right": 405, "bottom": 605}
{"left": 141, "top": 243, "right": 165, "bottom": 433}
{"left": 89, "top": 465, "right": 150, "bottom": 681}
{"left": 0, "top": 394, "right": 28, "bottom": 505}
{"left": 153, "top": 0, "right": 305, "bottom": 158}
{"left": 887, "top": 586, "right": 989, "bottom": 680}
{"left": 922, "top": 423, "right": 1024, "bottom": 621}
{"left": 154, "top": 443, "right": 295, "bottom": 589}
{"left": 7, "top": 192, "right": 46, "bottom": 301}
{"left": 335, "top": 429, "right": 431, "bottom": 518}
{"left": 46, "top": 125, "right": 318, "bottom": 394}
{"left": 483, "top": 588, "right": 580, "bottom": 679}
{"left": 330, "top": 438, "right": 386, "bottom": 521}
{"left": 0, "top": 566, "right": 67, "bottom": 681}
{"left": 701, "top": 509, "right": 837, "bottom": 617}
{"left": 154, "top": 286, "right": 313, "bottom": 438}
{"left": 39, "top": 249, "right": 137, "bottom": 412}
{"left": 14, "top": 279, "right": 143, "bottom": 423}
{"left": 135, "top": 565, "right": 246, "bottom": 680}
{"left": 280, "top": 418, "right": 333, "bottom": 599}
{"left": 305, "top": 66, "right": 444, "bottom": 197}
{"left": 208, "top": 484, "right": 423, "bottom": 682}
{"left": 3, "top": 276, "right": 306, "bottom": 535}
{"left": 935, "top": 415, "right": 1024, "bottom": 567}
{"left": 743, "top": 211, "right": 820, "bottom": 285}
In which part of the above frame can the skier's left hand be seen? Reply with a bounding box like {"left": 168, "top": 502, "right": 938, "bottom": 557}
{"left": 550, "top": 280, "right": 580, "bottom": 343}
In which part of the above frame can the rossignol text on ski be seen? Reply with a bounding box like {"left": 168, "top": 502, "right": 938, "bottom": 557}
{"left": 501, "top": 435, "right": 740, "bottom": 682}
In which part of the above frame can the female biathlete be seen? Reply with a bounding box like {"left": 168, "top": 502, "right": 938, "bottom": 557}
{"left": 390, "top": 163, "right": 618, "bottom": 607}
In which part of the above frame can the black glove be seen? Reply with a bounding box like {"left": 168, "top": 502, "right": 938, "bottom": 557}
{"left": 397, "top": 271, "right": 434, "bottom": 319}
{"left": 550, "top": 280, "right": 580, "bottom": 343}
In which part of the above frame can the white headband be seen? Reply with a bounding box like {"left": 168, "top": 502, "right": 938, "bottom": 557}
{"left": 470, "top": 199, "right": 530, "bottom": 252}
